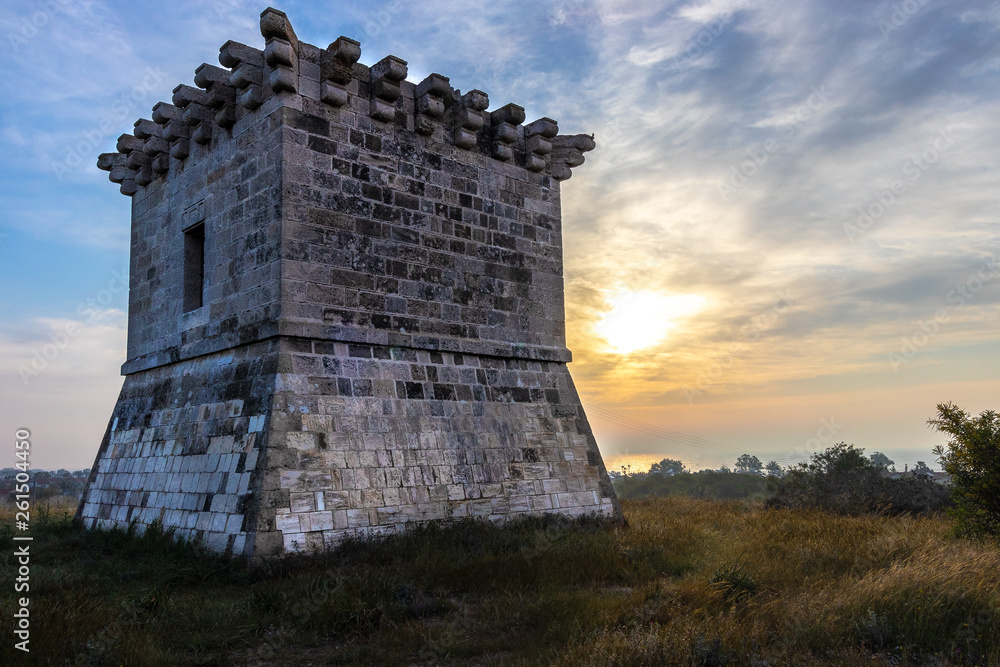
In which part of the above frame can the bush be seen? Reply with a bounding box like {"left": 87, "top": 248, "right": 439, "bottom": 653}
{"left": 766, "top": 443, "right": 951, "bottom": 516}
{"left": 613, "top": 470, "right": 771, "bottom": 501}
{"left": 930, "top": 402, "right": 1000, "bottom": 537}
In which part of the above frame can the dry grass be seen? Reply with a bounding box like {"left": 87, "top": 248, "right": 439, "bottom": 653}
{"left": 0, "top": 497, "right": 996, "bottom": 665}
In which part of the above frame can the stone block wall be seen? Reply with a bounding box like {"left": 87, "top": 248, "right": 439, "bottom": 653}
{"left": 277, "top": 90, "right": 569, "bottom": 358}
{"left": 257, "top": 339, "right": 614, "bottom": 554}
{"left": 79, "top": 341, "right": 278, "bottom": 555}
{"left": 123, "top": 108, "right": 284, "bottom": 373}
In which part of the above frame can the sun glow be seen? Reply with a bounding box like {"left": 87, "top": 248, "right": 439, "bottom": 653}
{"left": 594, "top": 291, "right": 705, "bottom": 354}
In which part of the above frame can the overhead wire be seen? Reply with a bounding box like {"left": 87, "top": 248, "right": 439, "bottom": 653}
{"left": 582, "top": 402, "right": 811, "bottom": 465}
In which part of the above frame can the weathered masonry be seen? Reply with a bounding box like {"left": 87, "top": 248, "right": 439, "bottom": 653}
{"left": 78, "top": 7, "right": 621, "bottom": 557}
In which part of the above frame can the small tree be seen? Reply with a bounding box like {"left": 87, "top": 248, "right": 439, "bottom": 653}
{"left": 734, "top": 454, "right": 763, "bottom": 475}
{"left": 805, "top": 442, "right": 872, "bottom": 474}
{"left": 912, "top": 461, "right": 932, "bottom": 475}
{"left": 869, "top": 451, "right": 895, "bottom": 471}
{"left": 764, "top": 460, "right": 782, "bottom": 477}
{"left": 649, "top": 458, "right": 688, "bottom": 476}
{"left": 930, "top": 402, "right": 1000, "bottom": 536}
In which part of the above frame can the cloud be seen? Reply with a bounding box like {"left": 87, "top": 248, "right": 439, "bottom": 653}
{"left": 2, "top": 0, "right": 1000, "bottom": 467}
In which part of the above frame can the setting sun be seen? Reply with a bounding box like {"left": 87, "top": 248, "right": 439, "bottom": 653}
{"left": 594, "top": 291, "right": 706, "bottom": 354}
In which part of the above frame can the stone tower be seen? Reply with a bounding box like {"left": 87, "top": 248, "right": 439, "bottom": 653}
{"left": 77, "top": 7, "right": 621, "bottom": 557}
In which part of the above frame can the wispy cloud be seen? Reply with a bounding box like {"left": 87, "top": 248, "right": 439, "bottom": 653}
{"left": 2, "top": 0, "right": 999, "bottom": 466}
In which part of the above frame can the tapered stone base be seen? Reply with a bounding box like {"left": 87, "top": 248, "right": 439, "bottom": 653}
{"left": 77, "top": 338, "right": 621, "bottom": 557}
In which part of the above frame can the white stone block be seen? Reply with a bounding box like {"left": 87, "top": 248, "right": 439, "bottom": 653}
{"left": 290, "top": 492, "right": 315, "bottom": 513}
{"left": 210, "top": 512, "right": 228, "bottom": 532}
{"left": 346, "top": 509, "right": 370, "bottom": 528}
{"left": 277, "top": 513, "right": 305, "bottom": 533}
{"left": 308, "top": 511, "right": 334, "bottom": 531}
{"left": 283, "top": 532, "right": 306, "bottom": 553}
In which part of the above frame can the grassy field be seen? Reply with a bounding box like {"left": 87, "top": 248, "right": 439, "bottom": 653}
{"left": 0, "top": 496, "right": 997, "bottom": 665}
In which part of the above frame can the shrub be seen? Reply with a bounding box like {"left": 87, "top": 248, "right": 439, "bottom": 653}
{"left": 613, "top": 470, "right": 770, "bottom": 501}
{"left": 766, "top": 443, "right": 951, "bottom": 516}
{"left": 930, "top": 402, "right": 1000, "bottom": 537}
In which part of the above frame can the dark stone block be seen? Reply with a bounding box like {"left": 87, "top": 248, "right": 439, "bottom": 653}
{"left": 403, "top": 381, "right": 424, "bottom": 399}
{"left": 373, "top": 203, "right": 400, "bottom": 221}
{"left": 285, "top": 108, "right": 329, "bottom": 135}
{"left": 351, "top": 164, "right": 370, "bottom": 181}
{"left": 395, "top": 192, "right": 420, "bottom": 210}
{"left": 308, "top": 135, "right": 338, "bottom": 155}
{"left": 511, "top": 387, "right": 532, "bottom": 403}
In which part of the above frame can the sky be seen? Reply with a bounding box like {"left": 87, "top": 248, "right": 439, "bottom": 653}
{"left": 1, "top": 0, "right": 999, "bottom": 472}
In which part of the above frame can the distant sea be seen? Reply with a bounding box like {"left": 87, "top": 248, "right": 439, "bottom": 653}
{"left": 601, "top": 453, "right": 665, "bottom": 475}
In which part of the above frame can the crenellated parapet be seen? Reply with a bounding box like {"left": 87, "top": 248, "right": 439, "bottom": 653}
{"left": 219, "top": 40, "right": 265, "bottom": 110}
{"left": 97, "top": 7, "right": 595, "bottom": 196}
{"left": 321, "top": 36, "right": 360, "bottom": 107}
